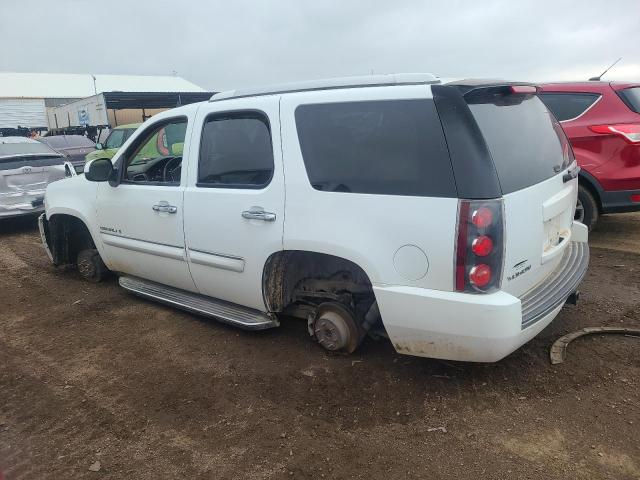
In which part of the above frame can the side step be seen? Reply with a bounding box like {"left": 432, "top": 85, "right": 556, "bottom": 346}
{"left": 118, "top": 276, "right": 279, "bottom": 331}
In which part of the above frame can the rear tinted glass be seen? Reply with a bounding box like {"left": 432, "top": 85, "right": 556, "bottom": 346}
{"left": 0, "top": 140, "right": 59, "bottom": 157}
{"left": 538, "top": 92, "right": 600, "bottom": 121}
{"left": 43, "top": 136, "right": 95, "bottom": 148}
{"left": 198, "top": 113, "right": 274, "bottom": 188}
{"left": 295, "top": 100, "right": 456, "bottom": 197}
{"left": 466, "top": 91, "right": 569, "bottom": 194}
{"left": 617, "top": 87, "right": 640, "bottom": 114}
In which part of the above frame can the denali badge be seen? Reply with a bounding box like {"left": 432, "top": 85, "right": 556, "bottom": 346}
{"left": 100, "top": 226, "right": 122, "bottom": 234}
{"left": 507, "top": 260, "right": 531, "bottom": 281}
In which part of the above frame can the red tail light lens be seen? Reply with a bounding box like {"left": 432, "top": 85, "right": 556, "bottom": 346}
{"left": 471, "top": 207, "right": 493, "bottom": 228}
{"left": 471, "top": 235, "right": 494, "bottom": 257}
{"left": 589, "top": 123, "right": 640, "bottom": 144}
{"left": 469, "top": 264, "right": 492, "bottom": 287}
{"left": 455, "top": 199, "right": 504, "bottom": 293}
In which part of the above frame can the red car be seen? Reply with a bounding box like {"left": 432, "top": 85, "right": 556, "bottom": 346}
{"left": 539, "top": 81, "right": 640, "bottom": 229}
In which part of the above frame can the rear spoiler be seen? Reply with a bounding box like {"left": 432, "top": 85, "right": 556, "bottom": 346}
{"left": 441, "top": 79, "right": 538, "bottom": 96}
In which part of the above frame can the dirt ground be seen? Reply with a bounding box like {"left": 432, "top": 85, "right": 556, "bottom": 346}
{"left": 0, "top": 213, "right": 638, "bottom": 480}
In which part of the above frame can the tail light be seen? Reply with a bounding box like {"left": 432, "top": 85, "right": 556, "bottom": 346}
{"left": 589, "top": 123, "right": 640, "bottom": 144}
{"left": 455, "top": 199, "right": 504, "bottom": 293}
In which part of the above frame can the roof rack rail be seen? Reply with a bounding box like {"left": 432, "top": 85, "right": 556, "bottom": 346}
{"left": 210, "top": 73, "right": 440, "bottom": 102}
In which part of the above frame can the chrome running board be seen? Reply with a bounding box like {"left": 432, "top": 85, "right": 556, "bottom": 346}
{"left": 119, "top": 276, "right": 279, "bottom": 331}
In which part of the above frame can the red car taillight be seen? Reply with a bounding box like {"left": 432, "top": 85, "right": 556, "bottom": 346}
{"left": 455, "top": 199, "right": 504, "bottom": 293}
{"left": 589, "top": 123, "right": 640, "bottom": 144}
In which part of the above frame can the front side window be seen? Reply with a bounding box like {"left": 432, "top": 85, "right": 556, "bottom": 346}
{"left": 538, "top": 92, "right": 600, "bottom": 121}
{"left": 295, "top": 100, "right": 456, "bottom": 197}
{"left": 198, "top": 112, "right": 273, "bottom": 188}
{"left": 122, "top": 119, "right": 187, "bottom": 184}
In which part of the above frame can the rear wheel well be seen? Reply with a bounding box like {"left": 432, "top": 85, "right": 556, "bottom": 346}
{"left": 46, "top": 214, "right": 97, "bottom": 266}
{"left": 578, "top": 174, "right": 603, "bottom": 213}
{"left": 262, "top": 250, "right": 378, "bottom": 325}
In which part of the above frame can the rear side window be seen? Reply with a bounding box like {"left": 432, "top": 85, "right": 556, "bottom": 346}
{"left": 198, "top": 112, "right": 273, "bottom": 188}
{"left": 466, "top": 90, "right": 570, "bottom": 194}
{"left": 538, "top": 92, "right": 600, "bottom": 121}
{"left": 295, "top": 100, "right": 456, "bottom": 197}
{"left": 617, "top": 87, "right": 640, "bottom": 114}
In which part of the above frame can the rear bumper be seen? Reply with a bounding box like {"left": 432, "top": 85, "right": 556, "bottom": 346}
{"left": 376, "top": 241, "right": 589, "bottom": 362}
{"left": 0, "top": 198, "right": 45, "bottom": 218}
{"left": 600, "top": 189, "right": 640, "bottom": 213}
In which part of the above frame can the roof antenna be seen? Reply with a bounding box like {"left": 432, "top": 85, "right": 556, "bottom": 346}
{"left": 589, "top": 57, "right": 622, "bottom": 81}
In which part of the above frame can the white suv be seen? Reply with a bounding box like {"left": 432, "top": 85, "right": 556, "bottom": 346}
{"left": 39, "top": 74, "right": 589, "bottom": 362}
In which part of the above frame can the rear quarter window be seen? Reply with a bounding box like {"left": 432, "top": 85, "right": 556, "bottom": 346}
{"left": 294, "top": 99, "right": 456, "bottom": 197}
{"left": 538, "top": 92, "right": 600, "bottom": 121}
{"left": 617, "top": 87, "right": 640, "bottom": 114}
{"left": 466, "top": 91, "right": 570, "bottom": 194}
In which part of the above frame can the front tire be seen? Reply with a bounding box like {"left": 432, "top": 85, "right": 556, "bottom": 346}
{"left": 575, "top": 185, "right": 598, "bottom": 231}
{"left": 77, "top": 249, "right": 108, "bottom": 283}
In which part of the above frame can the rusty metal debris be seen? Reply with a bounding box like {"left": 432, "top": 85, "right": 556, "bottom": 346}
{"left": 550, "top": 327, "right": 640, "bottom": 364}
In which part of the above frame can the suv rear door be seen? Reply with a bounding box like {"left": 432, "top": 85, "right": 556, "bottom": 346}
{"left": 183, "top": 96, "right": 284, "bottom": 311}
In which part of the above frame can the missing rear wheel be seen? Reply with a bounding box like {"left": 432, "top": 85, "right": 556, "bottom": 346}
{"left": 310, "top": 303, "right": 361, "bottom": 354}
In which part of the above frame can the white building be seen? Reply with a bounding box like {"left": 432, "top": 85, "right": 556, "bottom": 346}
{"left": 0, "top": 72, "right": 206, "bottom": 131}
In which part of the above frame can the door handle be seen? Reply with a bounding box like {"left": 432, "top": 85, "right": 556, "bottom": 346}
{"left": 152, "top": 203, "right": 178, "bottom": 214}
{"left": 242, "top": 207, "right": 276, "bottom": 222}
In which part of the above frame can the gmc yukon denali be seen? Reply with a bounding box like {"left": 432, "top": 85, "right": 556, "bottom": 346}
{"left": 40, "top": 74, "right": 589, "bottom": 362}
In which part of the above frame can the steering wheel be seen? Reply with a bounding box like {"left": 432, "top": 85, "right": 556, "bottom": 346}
{"left": 163, "top": 157, "right": 182, "bottom": 182}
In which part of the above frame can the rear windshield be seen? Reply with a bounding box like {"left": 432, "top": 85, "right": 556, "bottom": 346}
{"left": 0, "top": 141, "right": 60, "bottom": 158}
{"left": 295, "top": 99, "right": 456, "bottom": 197}
{"left": 44, "top": 135, "right": 95, "bottom": 148}
{"left": 466, "top": 91, "right": 569, "bottom": 194}
{"left": 617, "top": 87, "right": 640, "bottom": 114}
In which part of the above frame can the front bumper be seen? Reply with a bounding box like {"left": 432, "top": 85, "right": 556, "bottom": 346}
{"left": 376, "top": 241, "right": 590, "bottom": 362}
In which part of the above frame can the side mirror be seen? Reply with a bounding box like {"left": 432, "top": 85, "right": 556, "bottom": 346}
{"left": 95, "top": 143, "right": 104, "bottom": 150}
{"left": 85, "top": 158, "right": 114, "bottom": 182}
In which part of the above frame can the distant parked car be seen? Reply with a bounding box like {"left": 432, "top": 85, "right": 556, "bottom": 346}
{"left": 39, "top": 135, "right": 96, "bottom": 172}
{"left": 539, "top": 82, "right": 640, "bottom": 229}
{"left": 85, "top": 123, "right": 140, "bottom": 164}
{"left": 0, "top": 137, "right": 74, "bottom": 219}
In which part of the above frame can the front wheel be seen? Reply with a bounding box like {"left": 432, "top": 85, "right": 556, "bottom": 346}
{"left": 77, "top": 249, "right": 108, "bottom": 283}
{"left": 575, "top": 185, "right": 599, "bottom": 231}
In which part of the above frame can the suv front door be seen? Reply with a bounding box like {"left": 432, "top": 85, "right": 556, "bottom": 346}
{"left": 183, "top": 97, "right": 284, "bottom": 311}
{"left": 96, "top": 116, "right": 197, "bottom": 292}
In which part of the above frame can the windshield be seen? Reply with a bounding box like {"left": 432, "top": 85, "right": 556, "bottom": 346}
{"left": 104, "top": 129, "right": 135, "bottom": 149}
{"left": 466, "top": 90, "right": 571, "bottom": 194}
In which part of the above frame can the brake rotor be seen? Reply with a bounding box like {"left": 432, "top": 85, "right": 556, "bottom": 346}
{"left": 312, "top": 303, "right": 360, "bottom": 353}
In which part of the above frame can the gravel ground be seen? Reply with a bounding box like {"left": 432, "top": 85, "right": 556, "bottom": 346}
{"left": 0, "top": 213, "right": 638, "bottom": 480}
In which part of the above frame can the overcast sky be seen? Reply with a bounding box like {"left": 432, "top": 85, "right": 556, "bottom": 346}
{"left": 2, "top": 0, "right": 639, "bottom": 91}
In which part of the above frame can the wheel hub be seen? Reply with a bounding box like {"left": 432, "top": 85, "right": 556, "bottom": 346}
{"left": 311, "top": 303, "right": 361, "bottom": 353}
{"left": 78, "top": 257, "right": 96, "bottom": 278}
{"left": 314, "top": 312, "right": 350, "bottom": 351}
